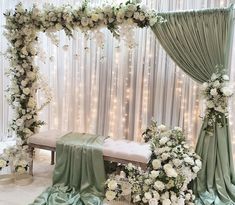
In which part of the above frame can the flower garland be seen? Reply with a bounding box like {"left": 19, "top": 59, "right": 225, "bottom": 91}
{"left": 105, "top": 121, "right": 202, "bottom": 205}
{"left": 3, "top": 0, "right": 164, "bottom": 144}
{"left": 201, "top": 69, "right": 233, "bottom": 127}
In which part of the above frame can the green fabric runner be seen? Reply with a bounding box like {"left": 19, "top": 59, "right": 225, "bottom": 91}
{"left": 29, "top": 133, "right": 106, "bottom": 205}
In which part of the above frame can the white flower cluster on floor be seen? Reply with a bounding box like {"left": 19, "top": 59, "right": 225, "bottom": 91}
{"left": 3, "top": 0, "right": 164, "bottom": 144}
{"left": 0, "top": 139, "right": 30, "bottom": 173}
{"left": 105, "top": 121, "right": 202, "bottom": 205}
{"left": 201, "top": 69, "right": 233, "bottom": 127}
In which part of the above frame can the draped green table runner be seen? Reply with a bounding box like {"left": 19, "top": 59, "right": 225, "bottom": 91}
{"left": 30, "top": 133, "right": 107, "bottom": 205}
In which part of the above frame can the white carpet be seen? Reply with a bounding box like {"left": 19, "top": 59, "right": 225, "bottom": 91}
{"left": 0, "top": 150, "right": 54, "bottom": 205}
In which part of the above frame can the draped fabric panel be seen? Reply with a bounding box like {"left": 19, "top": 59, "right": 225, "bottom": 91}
{"left": 152, "top": 7, "right": 235, "bottom": 205}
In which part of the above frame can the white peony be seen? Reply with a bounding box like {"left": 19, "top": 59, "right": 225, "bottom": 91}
{"left": 91, "top": 13, "right": 99, "bottom": 22}
{"left": 158, "top": 124, "right": 167, "bottom": 131}
{"left": 144, "top": 192, "right": 152, "bottom": 200}
{"left": 150, "top": 170, "right": 159, "bottom": 178}
{"left": 184, "top": 157, "right": 195, "bottom": 165}
{"left": 213, "top": 80, "right": 220, "bottom": 88}
{"left": 195, "top": 159, "right": 202, "bottom": 168}
{"left": 159, "top": 136, "right": 169, "bottom": 145}
{"left": 16, "top": 167, "right": 26, "bottom": 174}
{"left": 174, "top": 126, "right": 182, "bottom": 131}
{"left": 221, "top": 87, "right": 233, "bottom": 97}
{"left": 211, "top": 73, "right": 218, "bottom": 81}
{"left": 149, "top": 198, "right": 159, "bottom": 205}
{"left": 23, "top": 88, "right": 30, "bottom": 95}
{"left": 26, "top": 71, "right": 36, "bottom": 80}
{"left": 222, "top": 75, "right": 229, "bottom": 81}
{"left": 173, "top": 159, "right": 182, "bottom": 167}
{"left": 154, "top": 181, "right": 165, "bottom": 191}
{"left": 162, "top": 199, "right": 171, "bottom": 205}
{"left": 164, "top": 164, "right": 178, "bottom": 178}
{"left": 108, "top": 180, "right": 118, "bottom": 190}
{"left": 28, "top": 97, "right": 36, "bottom": 108}
{"left": 152, "top": 159, "right": 161, "bottom": 170}
{"left": 81, "top": 17, "right": 89, "bottom": 27}
{"left": 16, "top": 118, "right": 24, "bottom": 126}
{"left": 134, "top": 195, "right": 141, "bottom": 202}
{"left": 210, "top": 88, "right": 218, "bottom": 96}
{"left": 0, "top": 159, "right": 7, "bottom": 168}
{"left": 192, "top": 166, "right": 200, "bottom": 173}
{"left": 105, "top": 190, "right": 116, "bottom": 201}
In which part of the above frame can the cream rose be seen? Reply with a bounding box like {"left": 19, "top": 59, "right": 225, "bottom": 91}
{"left": 107, "top": 180, "right": 118, "bottom": 190}
{"left": 152, "top": 159, "right": 161, "bottom": 170}
{"left": 105, "top": 190, "right": 116, "bottom": 201}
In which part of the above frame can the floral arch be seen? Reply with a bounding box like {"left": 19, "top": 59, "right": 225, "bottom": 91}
{"left": 4, "top": 0, "right": 165, "bottom": 144}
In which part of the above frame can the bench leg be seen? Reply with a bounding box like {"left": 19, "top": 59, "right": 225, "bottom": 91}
{"left": 29, "top": 147, "right": 34, "bottom": 176}
{"left": 51, "top": 151, "right": 55, "bottom": 165}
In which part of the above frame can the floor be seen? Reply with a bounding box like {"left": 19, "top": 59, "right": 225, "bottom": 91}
{"left": 0, "top": 150, "right": 54, "bottom": 205}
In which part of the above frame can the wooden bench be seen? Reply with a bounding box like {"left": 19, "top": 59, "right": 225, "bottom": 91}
{"left": 28, "top": 130, "right": 151, "bottom": 175}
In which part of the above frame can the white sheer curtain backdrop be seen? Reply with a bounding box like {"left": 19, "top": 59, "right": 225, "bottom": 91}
{"left": 0, "top": 0, "right": 234, "bottom": 151}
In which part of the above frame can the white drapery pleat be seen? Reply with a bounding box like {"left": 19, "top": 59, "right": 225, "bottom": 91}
{"left": 0, "top": 0, "right": 234, "bottom": 149}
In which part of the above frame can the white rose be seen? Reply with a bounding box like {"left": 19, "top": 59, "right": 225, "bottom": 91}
{"left": 139, "top": 13, "right": 145, "bottom": 21}
{"left": 81, "top": 17, "right": 89, "bottom": 27}
{"left": 105, "top": 190, "right": 116, "bottom": 201}
{"left": 164, "top": 164, "right": 178, "bottom": 178}
{"left": 16, "top": 167, "right": 26, "bottom": 174}
{"left": 133, "top": 12, "right": 140, "bottom": 19}
{"left": 150, "top": 170, "right": 159, "bottom": 178}
{"left": 211, "top": 73, "right": 218, "bottom": 81}
{"left": 173, "top": 159, "right": 182, "bottom": 167}
{"left": 174, "top": 126, "right": 182, "bottom": 131}
{"left": 158, "top": 124, "right": 167, "bottom": 131}
{"left": 161, "top": 153, "right": 170, "bottom": 161}
{"left": 16, "top": 118, "right": 24, "bottom": 126}
{"left": 154, "top": 181, "right": 165, "bottom": 191}
{"left": 149, "top": 17, "right": 158, "bottom": 26}
{"left": 178, "top": 197, "right": 185, "bottom": 205}
{"left": 134, "top": 195, "right": 141, "bottom": 202}
{"left": 159, "top": 136, "right": 169, "bottom": 145}
{"left": 28, "top": 97, "right": 36, "bottom": 108}
{"left": 210, "top": 88, "right": 218, "bottom": 96}
{"left": 213, "top": 80, "right": 220, "bottom": 88}
{"left": 0, "top": 159, "right": 7, "bottom": 168}
{"left": 18, "top": 160, "right": 28, "bottom": 167}
{"left": 162, "top": 199, "right": 171, "bottom": 205}
{"left": 27, "top": 71, "right": 36, "bottom": 80}
{"left": 222, "top": 87, "right": 233, "bottom": 97}
{"left": 144, "top": 192, "right": 152, "bottom": 200}
{"left": 184, "top": 157, "right": 195, "bottom": 165}
{"left": 91, "top": 13, "right": 99, "bottom": 22}
{"left": 192, "top": 166, "right": 200, "bottom": 173}
{"left": 152, "top": 159, "right": 161, "bottom": 170}
{"left": 185, "top": 193, "right": 191, "bottom": 200}
{"left": 108, "top": 180, "right": 118, "bottom": 190}
{"left": 21, "top": 80, "right": 28, "bottom": 87}
{"left": 195, "top": 159, "right": 202, "bottom": 168}
{"left": 149, "top": 198, "right": 159, "bottom": 205}
{"left": 222, "top": 75, "right": 229, "bottom": 81}
{"left": 23, "top": 88, "right": 30, "bottom": 95}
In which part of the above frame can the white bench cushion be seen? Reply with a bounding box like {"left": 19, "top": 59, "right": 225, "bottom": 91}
{"left": 28, "top": 130, "right": 70, "bottom": 147}
{"left": 28, "top": 131, "right": 151, "bottom": 164}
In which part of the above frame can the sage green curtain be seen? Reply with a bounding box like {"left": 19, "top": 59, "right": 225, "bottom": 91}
{"left": 151, "top": 6, "right": 235, "bottom": 205}
{"left": 30, "top": 133, "right": 106, "bottom": 205}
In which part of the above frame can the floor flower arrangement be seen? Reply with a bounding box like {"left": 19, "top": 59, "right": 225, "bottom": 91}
{"left": 105, "top": 121, "right": 202, "bottom": 205}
